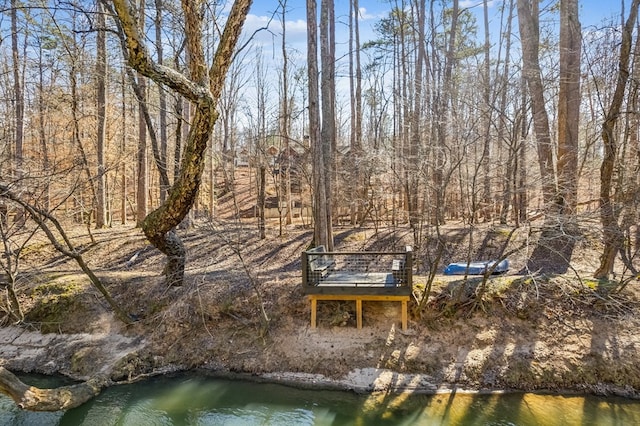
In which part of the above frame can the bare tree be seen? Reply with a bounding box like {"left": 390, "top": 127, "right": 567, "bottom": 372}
{"left": 135, "top": 0, "right": 148, "bottom": 226}
{"left": 350, "top": 0, "right": 362, "bottom": 154}
{"left": 496, "top": 0, "right": 522, "bottom": 224}
{"left": 96, "top": 0, "right": 108, "bottom": 228}
{"left": 347, "top": 0, "right": 365, "bottom": 224}
{"left": 67, "top": 10, "right": 99, "bottom": 237}
{"left": 253, "top": 50, "right": 269, "bottom": 239}
{"left": 408, "top": 0, "right": 425, "bottom": 235}
{"left": 480, "top": 0, "right": 492, "bottom": 221}
{"left": 0, "top": 185, "right": 131, "bottom": 324}
{"left": 280, "top": 0, "right": 293, "bottom": 226}
{"left": 557, "top": 0, "right": 581, "bottom": 215}
{"left": 120, "top": 71, "right": 129, "bottom": 224}
{"left": 498, "top": 0, "right": 521, "bottom": 225}
{"left": 517, "top": 0, "right": 582, "bottom": 273}
{"left": 516, "top": 0, "right": 557, "bottom": 211}
{"left": 319, "top": 0, "right": 335, "bottom": 249}
{"left": 0, "top": 217, "right": 29, "bottom": 323}
{"left": 155, "top": 0, "right": 170, "bottom": 203}
{"left": 432, "top": 0, "right": 459, "bottom": 226}
{"left": 109, "top": 0, "right": 253, "bottom": 285}
{"left": 307, "top": 0, "right": 333, "bottom": 249}
{"left": 11, "top": 0, "right": 24, "bottom": 177}
{"left": 514, "top": 0, "right": 580, "bottom": 222}
{"left": 34, "top": 33, "right": 52, "bottom": 212}
{"left": 594, "top": 0, "right": 640, "bottom": 279}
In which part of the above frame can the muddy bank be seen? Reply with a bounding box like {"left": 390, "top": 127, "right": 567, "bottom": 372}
{"left": 3, "top": 296, "right": 640, "bottom": 401}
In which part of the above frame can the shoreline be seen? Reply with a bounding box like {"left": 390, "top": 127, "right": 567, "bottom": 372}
{"left": 2, "top": 321, "right": 640, "bottom": 404}
{"left": 203, "top": 368, "right": 640, "bottom": 400}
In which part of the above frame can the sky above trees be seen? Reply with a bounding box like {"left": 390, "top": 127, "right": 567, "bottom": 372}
{"left": 242, "top": 0, "right": 631, "bottom": 51}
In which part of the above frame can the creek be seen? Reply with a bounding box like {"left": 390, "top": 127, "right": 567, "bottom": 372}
{"left": 2, "top": 373, "right": 640, "bottom": 425}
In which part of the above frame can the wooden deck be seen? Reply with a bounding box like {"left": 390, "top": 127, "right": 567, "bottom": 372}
{"left": 314, "top": 271, "right": 397, "bottom": 286}
{"left": 301, "top": 246, "right": 413, "bottom": 330}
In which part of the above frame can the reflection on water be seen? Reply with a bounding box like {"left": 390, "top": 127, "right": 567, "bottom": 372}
{"left": 1, "top": 374, "right": 640, "bottom": 425}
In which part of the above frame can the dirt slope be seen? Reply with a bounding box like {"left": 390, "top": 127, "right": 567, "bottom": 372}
{"left": 2, "top": 218, "right": 639, "bottom": 398}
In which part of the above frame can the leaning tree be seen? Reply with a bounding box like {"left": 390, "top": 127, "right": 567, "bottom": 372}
{"left": 110, "top": 0, "right": 253, "bottom": 286}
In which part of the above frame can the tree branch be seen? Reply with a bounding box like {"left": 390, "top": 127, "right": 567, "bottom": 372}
{"left": 0, "top": 184, "right": 132, "bottom": 324}
{"left": 107, "top": 0, "right": 211, "bottom": 103}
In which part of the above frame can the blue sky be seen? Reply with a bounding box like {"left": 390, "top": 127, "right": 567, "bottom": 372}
{"left": 235, "top": 0, "right": 634, "bottom": 79}
{"left": 232, "top": 0, "right": 633, "bottom": 110}
{"left": 224, "top": 0, "right": 632, "bottom": 129}
{"left": 241, "top": 0, "right": 632, "bottom": 47}
{"left": 579, "top": 0, "right": 630, "bottom": 27}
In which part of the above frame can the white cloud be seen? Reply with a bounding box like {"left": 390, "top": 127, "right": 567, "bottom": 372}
{"left": 459, "top": 0, "right": 476, "bottom": 7}
{"left": 358, "top": 7, "right": 386, "bottom": 21}
{"left": 284, "top": 18, "right": 309, "bottom": 35}
{"left": 460, "top": 0, "right": 498, "bottom": 10}
{"left": 242, "top": 13, "right": 307, "bottom": 37}
{"left": 243, "top": 13, "right": 272, "bottom": 29}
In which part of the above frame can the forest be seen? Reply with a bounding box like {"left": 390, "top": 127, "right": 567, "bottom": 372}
{"left": 1, "top": 0, "right": 640, "bottom": 412}
{"left": 1, "top": 0, "right": 638, "bottom": 279}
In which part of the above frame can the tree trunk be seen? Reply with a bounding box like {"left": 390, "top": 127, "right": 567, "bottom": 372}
{"left": 0, "top": 367, "right": 108, "bottom": 412}
{"left": 307, "top": 0, "right": 331, "bottom": 249}
{"left": 433, "top": 0, "right": 458, "bottom": 226}
{"left": 155, "top": 0, "right": 170, "bottom": 203}
{"left": 517, "top": 0, "right": 579, "bottom": 274}
{"left": 11, "top": 0, "right": 24, "bottom": 176}
{"left": 120, "top": 71, "right": 128, "bottom": 224}
{"left": 110, "top": 0, "right": 253, "bottom": 285}
{"left": 631, "top": 22, "right": 640, "bottom": 255}
{"left": 135, "top": 0, "right": 148, "bottom": 226}
{"left": 319, "top": 0, "right": 335, "bottom": 249}
{"left": 556, "top": 0, "right": 581, "bottom": 215}
{"left": 69, "top": 18, "right": 98, "bottom": 238}
{"left": 36, "top": 38, "right": 51, "bottom": 211}
{"left": 136, "top": 74, "right": 149, "bottom": 226}
{"left": 96, "top": 1, "right": 108, "bottom": 228}
{"left": 280, "top": 0, "right": 293, "bottom": 226}
{"left": 498, "top": 0, "right": 516, "bottom": 224}
{"left": 254, "top": 50, "right": 268, "bottom": 238}
{"left": 516, "top": 77, "right": 529, "bottom": 225}
{"left": 174, "top": 96, "right": 184, "bottom": 185}
{"left": 408, "top": 0, "right": 425, "bottom": 235}
{"left": 258, "top": 165, "right": 266, "bottom": 239}
{"left": 348, "top": 0, "right": 365, "bottom": 224}
{"left": 594, "top": 0, "right": 640, "bottom": 279}
{"left": 516, "top": 0, "right": 557, "bottom": 210}
{"left": 481, "top": 0, "right": 492, "bottom": 221}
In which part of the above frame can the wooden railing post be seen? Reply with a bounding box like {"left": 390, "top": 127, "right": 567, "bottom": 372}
{"left": 301, "top": 250, "right": 309, "bottom": 288}
{"left": 406, "top": 246, "right": 413, "bottom": 289}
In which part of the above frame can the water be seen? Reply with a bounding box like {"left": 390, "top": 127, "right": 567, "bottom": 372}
{"left": 2, "top": 374, "right": 640, "bottom": 425}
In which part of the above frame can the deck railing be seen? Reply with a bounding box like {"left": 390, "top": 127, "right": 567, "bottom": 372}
{"left": 301, "top": 246, "right": 413, "bottom": 296}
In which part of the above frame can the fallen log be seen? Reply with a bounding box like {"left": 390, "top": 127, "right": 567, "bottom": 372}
{"left": 0, "top": 367, "right": 109, "bottom": 411}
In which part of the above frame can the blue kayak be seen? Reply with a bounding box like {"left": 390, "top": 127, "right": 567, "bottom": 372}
{"left": 444, "top": 259, "right": 509, "bottom": 275}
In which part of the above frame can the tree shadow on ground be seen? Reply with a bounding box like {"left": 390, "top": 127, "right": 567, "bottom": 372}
{"left": 520, "top": 224, "right": 579, "bottom": 275}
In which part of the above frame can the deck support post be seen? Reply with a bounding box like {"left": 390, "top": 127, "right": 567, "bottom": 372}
{"left": 308, "top": 295, "right": 409, "bottom": 331}
{"left": 401, "top": 299, "right": 407, "bottom": 331}
{"left": 310, "top": 297, "right": 317, "bottom": 328}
